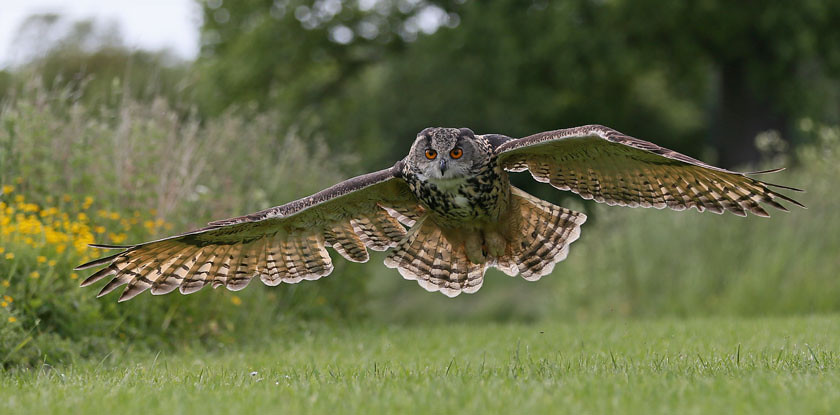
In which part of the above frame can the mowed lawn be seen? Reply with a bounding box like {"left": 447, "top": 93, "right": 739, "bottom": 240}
{"left": 2, "top": 315, "right": 838, "bottom": 414}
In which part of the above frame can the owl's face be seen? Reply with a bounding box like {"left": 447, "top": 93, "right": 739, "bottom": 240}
{"left": 408, "top": 127, "right": 484, "bottom": 181}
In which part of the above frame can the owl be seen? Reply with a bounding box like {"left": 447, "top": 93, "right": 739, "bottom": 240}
{"left": 77, "top": 125, "right": 803, "bottom": 300}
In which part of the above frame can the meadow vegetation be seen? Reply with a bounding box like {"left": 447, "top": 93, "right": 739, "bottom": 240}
{"left": 2, "top": 316, "right": 838, "bottom": 414}
{"left": 1, "top": 82, "right": 838, "bottom": 369}
{"left": 0, "top": 82, "right": 368, "bottom": 367}
{"left": 2, "top": 4, "right": 840, "bottom": 411}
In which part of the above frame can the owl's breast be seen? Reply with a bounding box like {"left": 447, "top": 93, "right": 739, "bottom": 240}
{"left": 404, "top": 164, "right": 509, "bottom": 226}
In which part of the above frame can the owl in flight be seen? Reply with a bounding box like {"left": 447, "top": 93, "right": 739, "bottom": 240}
{"left": 77, "top": 125, "right": 803, "bottom": 300}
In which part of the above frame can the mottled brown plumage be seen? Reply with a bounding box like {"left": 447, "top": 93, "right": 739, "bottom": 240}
{"left": 77, "top": 125, "right": 803, "bottom": 301}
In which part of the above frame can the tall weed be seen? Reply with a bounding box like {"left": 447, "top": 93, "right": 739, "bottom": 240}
{"left": 0, "top": 80, "right": 370, "bottom": 367}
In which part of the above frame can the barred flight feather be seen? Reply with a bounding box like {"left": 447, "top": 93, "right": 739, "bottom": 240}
{"left": 77, "top": 168, "right": 420, "bottom": 301}
{"left": 494, "top": 188, "right": 586, "bottom": 281}
{"left": 496, "top": 124, "right": 803, "bottom": 216}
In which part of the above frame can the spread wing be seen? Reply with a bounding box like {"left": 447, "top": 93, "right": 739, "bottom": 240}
{"left": 494, "top": 125, "right": 804, "bottom": 216}
{"left": 76, "top": 164, "right": 424, "bottom": 302}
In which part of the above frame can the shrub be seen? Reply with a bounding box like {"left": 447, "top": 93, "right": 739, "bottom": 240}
{"left": 0, "top": 80, "right": 371, "bottom": 368}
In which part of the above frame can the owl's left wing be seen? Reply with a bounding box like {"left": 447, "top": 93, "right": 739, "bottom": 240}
{"left": 493, "top": 125, "right": 803, "bottom": 216}
{"left": 76, "top": 164, "right": 424, "bottom": 302}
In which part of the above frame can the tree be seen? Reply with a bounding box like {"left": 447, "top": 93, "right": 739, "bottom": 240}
{"left": 612, "top": 0, "right": 840, "bottom": 166}
{"left": 195, "top": 0, "right": 840, "bottom": 168}
{"left": 5, "top": 14, "right": 191, "bottom": 111}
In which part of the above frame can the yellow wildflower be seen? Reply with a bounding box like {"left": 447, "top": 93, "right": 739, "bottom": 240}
{"left": 82, "top": 196, "right": 94, "bottom": 209}
{"left": 14, "top": 195, "right": 24, "bottom": 203}
{"left": 0, "top": 301, "right": 6, "bottom": 308}
{"left": 48, "top": 259, "right": 57, "bottom": 267}
{"left": 3, "top": 295, "right": 12, "bottom": 303}
{"left": 56, "top": 244, "right": 67, "bottom": 254}
{"left": 94, "top": 226, "right": 106, "bottom": 234}
{"left": 1, "top": 280, "right": 9, "bottom": 287}
{"left": 4, "top": 252, "right": 13, "bottom": 260}
{"left": 29, "top": 271, "right": 39, "bottom": 279}
{"left": 62, "top": 194, "right": 72, "bottom": 202}
{"left": 70, "top": 273, "right": 78, "bottom": 280}
{"left": 0, "top": 247, "right": 4, "bottom": 254}
{"left": 1, "top": 185, "right": 13, "bottom": 194}
{"left": 8, "top": 316, "right": 16, "bottom": 323}
{"left": 109, "top": 212, "right": 120, "bottom": 220}
{"left": 37, "top": 256, "right": 47, "bottom": 263}
{"left": 231, "top": 296, "right": 242, "bottom": 306}
{"left": 109, "top": 233, "right": 127, "bottom": 244}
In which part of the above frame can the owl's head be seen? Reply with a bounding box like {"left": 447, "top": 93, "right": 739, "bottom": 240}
{"left": 408, "top": 127, "right": 485, "bottom": 180}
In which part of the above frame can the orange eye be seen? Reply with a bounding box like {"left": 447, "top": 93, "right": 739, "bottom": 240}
{"left": 450, "top": 148, "right": 463, "bottom": 159}
{"left": 425, "top": 149, "right": 437, "bottom": 160}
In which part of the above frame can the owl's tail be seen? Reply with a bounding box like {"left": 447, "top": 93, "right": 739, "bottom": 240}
{"left": 492, "top": 187, "right": 587, "bottom": 281}
{"left": 384, "top": 217, "right": 487, "bottom": 297}
{"left": 384, "top": 187, "right": 586, "bottom": 297}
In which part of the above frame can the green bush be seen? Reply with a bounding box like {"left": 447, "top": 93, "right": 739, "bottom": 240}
{"left": 0, "top": 80, "right": 372, "bottom": 368}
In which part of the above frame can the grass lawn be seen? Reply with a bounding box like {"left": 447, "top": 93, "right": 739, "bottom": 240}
{"left": 2, "top": 315, "right": 838, "bottom": 414}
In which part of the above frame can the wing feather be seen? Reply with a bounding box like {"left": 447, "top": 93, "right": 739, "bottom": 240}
{"left": 495, "top": 125, "right": 803, "bottom": 216}
{"left": 78, "top": 165, "right": 420, "bottom": 301}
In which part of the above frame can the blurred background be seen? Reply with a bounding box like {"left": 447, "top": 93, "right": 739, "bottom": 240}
{"left": 1, "top": 0, "right": 839, "bottom": 367}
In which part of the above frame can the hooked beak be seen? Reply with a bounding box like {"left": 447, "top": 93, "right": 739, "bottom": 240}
{"left": 438, "top": 159, "right": 448, "bottom": 175}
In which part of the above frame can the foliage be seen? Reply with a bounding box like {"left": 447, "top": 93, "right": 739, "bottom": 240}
{"left": 0, "top": 189, "right": 171, "bottom": 367}
{"left": 1, "top": 316, "right": 839, "bottom": 414}
{"left": 195, "top": 0, "right": 840, "bottom": 169}
{"left": 0, "top": 81, "right": 371, "bottom": 368}
{"left": 195, "top": 0, "right": 459, "bottom": 114}
{"left": 4, "top": 14, "right": 192, "bottom": 113}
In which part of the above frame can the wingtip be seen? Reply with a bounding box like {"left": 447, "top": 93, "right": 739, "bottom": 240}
{"left": 745, "top": 167, "right": 786, "bottom": 175}
{"left": 79, "top": 276, "right": 98, "bottom": 287}
{"left": 74, "top": 255, "right": 117, "bottom": 270}
{"left": 774, "top": 193, "right": 806, "bottom": 208}
{"left": 763, "top": 182, "right": 805, "bottom": 192}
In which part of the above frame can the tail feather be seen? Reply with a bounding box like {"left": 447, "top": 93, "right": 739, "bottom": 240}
{"left": 384, "top": 187, "right": 585, "bottom": 297}
{"left": 384, "top": 218, "right": 485, "bottom": 297}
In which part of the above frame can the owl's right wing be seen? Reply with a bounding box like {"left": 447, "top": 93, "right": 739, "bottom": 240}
{"left": 76, "top": 163, "right": 424, "bottom": 302}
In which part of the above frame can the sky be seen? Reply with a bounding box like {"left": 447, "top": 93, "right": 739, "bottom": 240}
{"left": 0, "top": 0, "right": 200, "bottom": 67}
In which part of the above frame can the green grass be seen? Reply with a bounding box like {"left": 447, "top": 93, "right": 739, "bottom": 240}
{"left": 2, "top": 315, "right": 838, "bottom": 414}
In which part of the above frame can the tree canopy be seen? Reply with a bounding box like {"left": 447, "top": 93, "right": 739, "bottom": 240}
{"left": 193, "top": 0, "right": 840, "bottom": 168}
